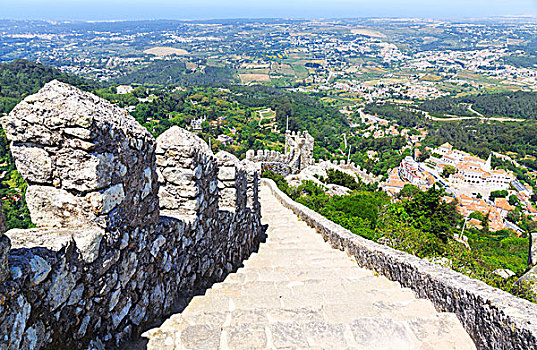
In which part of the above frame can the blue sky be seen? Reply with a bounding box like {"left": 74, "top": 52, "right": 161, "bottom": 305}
{"left": 2, "top": 0, "right": 537, "bottom": 20}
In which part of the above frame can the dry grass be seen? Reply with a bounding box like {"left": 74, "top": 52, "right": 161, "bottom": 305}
{"left": 239, "top": 74, "right": 271, "bottom": 83}
{"left": 143, "top": 46, "right": 189, "bottom": 57}
{"left": 351, "top": 28, "right": 386, "bottom": 38}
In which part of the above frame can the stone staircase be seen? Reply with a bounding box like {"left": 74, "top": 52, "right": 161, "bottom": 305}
{"left": 144, "top": 184, "right": 476, "bottom": 349}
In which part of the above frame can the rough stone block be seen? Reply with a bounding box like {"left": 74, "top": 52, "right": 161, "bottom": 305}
{"left": 0, "top": 233, "right": 10, "bottom": 283}
{"left": 218, "top": 166, "right": 236, "bottom": 181}
{"left": 10, "top": 145, "right": 53, "bottom": 184}
{"left": 1, "top": 80, "right": 159, "bottom": 230}
{"left": 156, "top": 126, "right": 218, "bottom": 218}
{"left": 26, "top": 185, "right": 87, "bottom": 228}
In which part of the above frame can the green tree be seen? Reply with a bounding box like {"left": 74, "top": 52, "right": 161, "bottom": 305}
{"left": 509, "top": 194, "right": 521, "bottom": 207}
{"left": 507, "top": 210, "right": 521, "bottom": 224}
{"left": 132, "top": 86, "right": 147, "bottom": 98}
{"left": 469, "top": 211, "right": 486, "bottom": 222}
{"left": 403, "top": 186, "right": 461, "bottom": 245}
{"left": 442, "top": 165, "right": 457, "bottom": 178}
{"left": 397, "top": 184, "right": 420, "bottom": 199}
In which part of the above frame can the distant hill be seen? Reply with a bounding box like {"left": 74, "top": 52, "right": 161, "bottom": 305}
{"left": 419, "top": 91, "right": 537, "bottom": 120}
{"left": 113, "top": 60, "right": 237, "bottom": 87}
{"left": 0, "top": 59, "right": 95, "bottom": 114}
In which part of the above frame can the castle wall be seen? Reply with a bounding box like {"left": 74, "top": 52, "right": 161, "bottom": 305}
{"left": 245, "top": 130, "right": 315, "bottom": 177}
{"left": 264, "top": 178, "right": 537, "bottom": 350}
{"left": 0, "top": 82, "right": 263, "bottom": 350}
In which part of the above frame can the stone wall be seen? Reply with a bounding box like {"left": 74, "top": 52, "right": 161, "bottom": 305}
{"left": 245, "top": 130, "right": 315, "bottom": 176}
{"left": 263, "top": 178, "right": 537, "bottom": 350}
{"left": 0, "top": 81, "right": 263, "bottom": 350}
{"left": 285, "top": 130, "right": 314, "bottom": 173}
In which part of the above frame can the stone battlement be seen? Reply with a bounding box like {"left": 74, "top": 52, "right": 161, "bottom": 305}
{"left": 0, "top": 81, "right": 263, "bottom": 350}
{"left": 285, "top": 129, "right": 314, "bottom": 173}
{"left": 245, "top": 129, "right": 315, "bottom": 177}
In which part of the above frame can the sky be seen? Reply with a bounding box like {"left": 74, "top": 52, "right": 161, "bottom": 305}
{"left": 2, "top": 0, "right": 537, "bottom": 21}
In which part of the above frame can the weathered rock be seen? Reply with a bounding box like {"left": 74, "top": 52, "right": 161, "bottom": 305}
{"left": 101, "top": 184, "right": 125, "bottom": 214}
{"left": 0, "top": 83, "right": 263, "bottom": 350}
{"left": 10, "top": 145, "right": 53, "bottom": 184}
{"left": 2, "top": 80, "right": 159, "bottom": 230}
{"left": 0, "top": 233, "right": 10, "bottom": 283}
{"left": 28, "top": 254, "right": 52, "bottom": 286}
{"left": 72, "top": 228, "right": 104, "bottom": 263}
{"left": 25, "top": 185, "right": 87, "bottom": 228}
{"left": 47, "top": 260, "right": 77, "bottom": 311}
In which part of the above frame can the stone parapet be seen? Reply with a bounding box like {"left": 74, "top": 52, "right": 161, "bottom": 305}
{"left": 242, "top": 158, "right": 261, "bottom": 213}
{"left": 263, "top": 178, "right": 537, "bottom": 350}
{"left": 0, "top": 210, "right": 8, "bottom": 284}
{"left": 246, "top": 130, "right": 314, "bottom": 177}
{"left": 0, "top": 83, "right": 263, "bottom": 350}
{"left": 0, "top": 234, "right": 9, "bottom": 284}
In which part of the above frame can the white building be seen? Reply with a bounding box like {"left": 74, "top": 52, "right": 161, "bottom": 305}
{"left": 116, "top": 85, "right": 134, "bottom": 94}
{"left": 399, "top": 156, "right": 435, "bottom": 189}
{"left": 190, "top": 116, "right": 206, "bottom": 131}
{"left": 434, "top": 144, "right": 514, "bottom": 191}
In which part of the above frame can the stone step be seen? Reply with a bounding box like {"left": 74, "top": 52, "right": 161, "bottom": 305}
{"left": 144, "top": 186, "right": 476, "bottom": 350}
{"left": 147, "top": 313, "right": 474, "bottom": 350}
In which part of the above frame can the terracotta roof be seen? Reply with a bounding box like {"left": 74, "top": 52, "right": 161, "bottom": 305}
{"left": 463, "top": 156, "right": 485, "bottom": 164}
{"left": 495, "top": 198, "right": 515, "bottom": 212}
{"left": 386, "top": 179, "right": 405, "bottom": 189}
{"left": 442, "top": 196, "right": 455, "bottom": 203}
{"left": 468, "top": 218, "right": 483, "bottom": 229}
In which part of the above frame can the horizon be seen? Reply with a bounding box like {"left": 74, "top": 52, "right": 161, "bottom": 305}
{"left": 2, "top": 0, "right": 537, "bottom": 21}
{"left": 3, "top": 15, "right": 537, "bottom": 23}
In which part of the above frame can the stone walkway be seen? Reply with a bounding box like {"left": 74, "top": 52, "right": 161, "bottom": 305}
{"left": 144, "top": 184, "right": 476, "bottom": 349}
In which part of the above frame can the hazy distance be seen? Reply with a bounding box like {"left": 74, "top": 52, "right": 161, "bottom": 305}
{"left": 2, "top": 0, "right": 537, "bottom": 21}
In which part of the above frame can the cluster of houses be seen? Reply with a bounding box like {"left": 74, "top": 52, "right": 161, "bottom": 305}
{"left": 381, "top": 143, "right": 536, "bottom": 233}
{"left": 434, "top": 143, "right": 514, "bottom": 190}
{"left": 190, "top": 116, "right": 236, "bottom": 145}
{"left": 447, "top": 195, "right": 515, "bottom": 232}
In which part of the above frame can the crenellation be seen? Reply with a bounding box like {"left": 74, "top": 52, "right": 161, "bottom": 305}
{"left": 216, "top": 151, "right": 247, "bottom": 211}
{"left": 242, "top": 159, "right": 261, "bottom": 212}
{"left": 0, "top": 82, "right": 263, "bottom": 350}
{"left": 249, "top": 129, "right": 315, "bottom": 177}
{"left": 1, "top": 80, "right": 159, "bottom": 232}
{"left": 156, "top": 125, "right": 218, "bottom": 221}
{"left": 245, "top": 149, "right": 255, "bottom": 161}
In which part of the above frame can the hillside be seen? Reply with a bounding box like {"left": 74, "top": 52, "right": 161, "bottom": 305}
{"left": 419, "top": 91, "right": 537, "bottom": 119}
{"left": 0, "top": 59, "right": 95, "bottom": 114}
{"left": 113, "top": 59, "right": 238, "bottom": 86}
